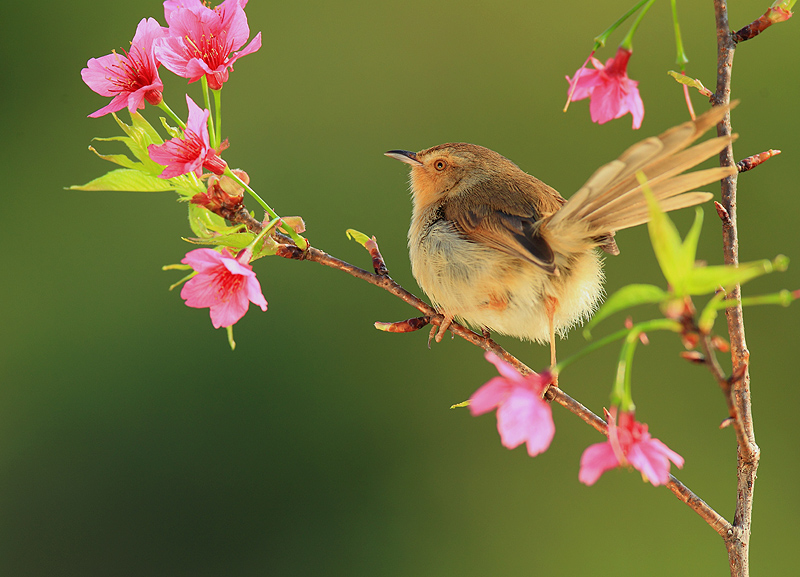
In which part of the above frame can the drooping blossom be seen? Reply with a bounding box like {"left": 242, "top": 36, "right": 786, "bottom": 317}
{"left": 579, "top": 408, "right": 684, "bottom": 487}
{"left": 180, "top": 247, "right": 267, "bottom": 328}
{"left": 469, "top": 352, "right": 555, "bottom": 457}
{"left": 565, "top": 46, "right": 645, "bottom": 129}
{"left": 155, "top": 0, "right": 262, "bottom": 90}
{"left": 148, "top": 95, "right": 227, "bottom": 178}
{"left": 81, "top": 18, "right": 166, "bottom": 118}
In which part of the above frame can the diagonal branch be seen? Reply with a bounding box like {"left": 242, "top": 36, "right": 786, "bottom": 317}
{"left": 272, "top": 235, "right": 729, "bottom": 532}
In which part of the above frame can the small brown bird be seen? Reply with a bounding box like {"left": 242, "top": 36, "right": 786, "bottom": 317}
{"left": 386, "top": 106, "right": 737, "bottom": 366}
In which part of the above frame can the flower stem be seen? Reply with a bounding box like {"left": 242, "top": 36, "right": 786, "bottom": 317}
{"left": 224, "top": 168, "right": 308, "bottom": 250}
{"left": 670, "top": 0, "right": 690, "bottom": 68}
{"left": 621, "top": 0, "right": 656, "bottom": 50}
{"left": 612, "top": 330, "right": 642, "bottom": 412}
{"left": 201, "top": 77, "right": 218, "bottom": 149}
{"left": 593, "top": 0, "right": 652, "bottom": 48}
{"left": 213, "top": 88, "right": 222, "bottom": 148}
{"left": 554, "top": 318, "right": 680, "bottom": 374}
{"left": 157, "top": 100, "right": 186, "bottom": 130}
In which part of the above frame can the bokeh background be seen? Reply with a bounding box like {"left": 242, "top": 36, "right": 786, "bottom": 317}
{"left": 2, "top": 1, "right": 798, "bottom": 575}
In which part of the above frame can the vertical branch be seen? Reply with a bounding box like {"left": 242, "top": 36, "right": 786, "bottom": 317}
{"left": 713, "top": 2, "right": 759, "bottom": 576}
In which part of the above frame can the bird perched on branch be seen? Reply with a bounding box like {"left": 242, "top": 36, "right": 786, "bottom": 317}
{"left": 386, "top": 105, "right": 737, "bottom": 367}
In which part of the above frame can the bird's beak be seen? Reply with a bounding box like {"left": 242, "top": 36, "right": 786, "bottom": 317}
{"left": 385, "top": 150, "right": 423, "bottom": 166}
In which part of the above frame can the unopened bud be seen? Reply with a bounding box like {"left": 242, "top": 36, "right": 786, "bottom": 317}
{"left": 680, "top": 351, "right": 706, "bottom": 364}
{"left": 711, "top": 335, "right": 730, "bottom": 353}
{"left": 374, "top": 317, "right": 431, "bottom": 333}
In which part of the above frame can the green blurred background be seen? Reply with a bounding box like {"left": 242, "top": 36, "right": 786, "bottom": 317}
{"left": 2, "top": 1, "right": 797, "bottom": 575}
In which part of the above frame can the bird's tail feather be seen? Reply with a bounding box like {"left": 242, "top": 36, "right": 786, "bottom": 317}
{"left": 546, "top": 104, "right": 738, "bottom": 244}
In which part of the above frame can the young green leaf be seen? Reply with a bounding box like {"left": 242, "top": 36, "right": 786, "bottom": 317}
{"left": 182, "top": 232, "right": 255, "bottom": 249}
{"left": 683, "top": 259, "right": 775, "bottom": 295}
{"left": 643, "top": 184, "right": 686, "bottom": 290}
{"left": 188, "top": 203, "right": 242, "bottom": 238}
{"left": 68, "top": 168, "right": 175, "bottom": 192}
{"left": 346, "top": 228, "right": 371, "bottom": 247}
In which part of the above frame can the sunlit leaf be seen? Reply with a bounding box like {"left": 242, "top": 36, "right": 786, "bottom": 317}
{"left": 188, "top": 203, "right": 241, "bottom": 238}
{"left": 683, "top": 259, "right": 775, "bottom": 295}
{"left": 679, "top": 208, "right": 704, "bottom": 274}
{"left": 111, "top": 112, "right": 166, "bottom": 176}
{"left": 667, "top": 70, "right": 713, "bottom": 97}
{"left": 87, "top": 143, "right": 143, "bottom": 170}
{"left": 346, "top": 228, "right": 371, "bottom": 247}
{"left": 584, "top": 284, "right": 667, "bottom": 338}
{"left": 68, "top": 168, "right": 175, "bottom": 192}
{"left": 643, "top": 184, "right": 685, "bottom": 290}
{"left": 183, "top": 232, "right": 254, "bottom": 248}
{"left": 160, "top": 117, "right": 182, "bottom": 139}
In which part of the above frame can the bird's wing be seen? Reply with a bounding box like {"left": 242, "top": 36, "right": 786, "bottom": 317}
{"left": 442, "top": 178, "right": 562, "bottom": 272}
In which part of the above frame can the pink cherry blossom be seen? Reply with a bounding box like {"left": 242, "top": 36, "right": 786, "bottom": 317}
{"left": 155, "top": 0, "right": 262, "bottom": 90}
{"left": 579, "top": 408, "right": 684, "bottom": 487}
{"left": 180, "top": 247, "right": 267, "bottom": 328}
{"left": 470, "top": 352, "right": 555, "bottom": 457}
{"left": 81, "top": 18, "right": 166, "bottom": 118}
{"left": 147, "top": 95, "right": 227, "bottom": 178}
{"left": 565, "top": 46, "right": 645, "bottom": 129}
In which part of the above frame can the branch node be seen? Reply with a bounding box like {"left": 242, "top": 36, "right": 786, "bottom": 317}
{"left": 275, "top": 244, "right": 305, "bottom": 260}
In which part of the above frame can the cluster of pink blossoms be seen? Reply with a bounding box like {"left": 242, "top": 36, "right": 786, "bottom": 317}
{"left": 82, "top": 0, "right": 260, "bottom": 118}
{"left": 471, "top": 353, "right": 684, "bottom": 486}
{"left": 81, "top": 0, "right": 266, "bottom": 330}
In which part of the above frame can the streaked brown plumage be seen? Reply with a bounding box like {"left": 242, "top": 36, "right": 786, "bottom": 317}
{"left": 386, "top": 106, "right": 737, "bottom": 364}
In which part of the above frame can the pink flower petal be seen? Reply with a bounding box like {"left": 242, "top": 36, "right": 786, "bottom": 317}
{"left": 627, "top": 442, "right": 671, "bottom": 486}
{"left": 181, "top": 248, "right": 226, "bottom": 272}
{"left": 244, "top": 276, "right": 268, "bottom": 311}
{"left": 469, "top": 377, "right": 512, "bottom": 416}
{"left": 495, "top": 388, "right": 554, "bottom": 456}
{"left": 208, "top": 284, "right": 251, "bottom": 328}
{"left": 181, "top": 269, "right": 224, "bottom": 308}
{"left": 579, "top": 441, "right": 620, "bottom": 485}
{"left": 483, "top": 351, "right": 524, "bottom": 382}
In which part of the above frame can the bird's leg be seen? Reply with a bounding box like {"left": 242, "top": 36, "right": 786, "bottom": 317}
{"left": 427, "top": 313, "right": 454, "bottom": 347}
{"left": 545, "top": 297, "right": 559, "bottom": 387}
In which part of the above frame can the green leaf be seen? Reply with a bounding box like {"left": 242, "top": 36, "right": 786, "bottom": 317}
{"left": 667, "top": 70, "right": 713, "bottom": 97}
{"left": 683, "top": 259, "right": 775, "bottom": 295}
{"left": 87, "top": 143, "right": 145, "bottom": 170}
{"left": 346, "top": 228, "right": 371, "bottom": 247}
{"left": 643, "top": 184, "right": 686, "bottom": 291}
{"left": 68, "top": 168, "right": 175, "bottom": 192}
{"left": 679, "top": 208, "right": 704, "bottom": 274}
{"left": 110, "top": 112, "right": 166, "bottom": 176}
{"left": 160, "top": 116, "right": 182, "bottom": 139}
{"left": 584, "top": 284, "right": 667, "bottom": 338}
{"left": 188, "top": 203, "right": 241, "bottom": 238}
{"left": 183, "top": 232, "right": 255, "bottom": 249}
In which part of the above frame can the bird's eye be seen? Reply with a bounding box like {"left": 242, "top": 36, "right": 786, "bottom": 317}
{"left": 434, "top": 159, "right": 447, "bottom": 171}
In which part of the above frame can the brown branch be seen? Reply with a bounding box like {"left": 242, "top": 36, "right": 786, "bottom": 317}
{"left": 668, "top": 475, "right": 733, "bottom": 537}
{"left": 731, "top": 6, "right": 793, "bottom": 43}
{"left": 272, "top": 235, "right": 726, "bottom": 524}
{"left": 714, "top": 2, "right": 760, "bottom": 575}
